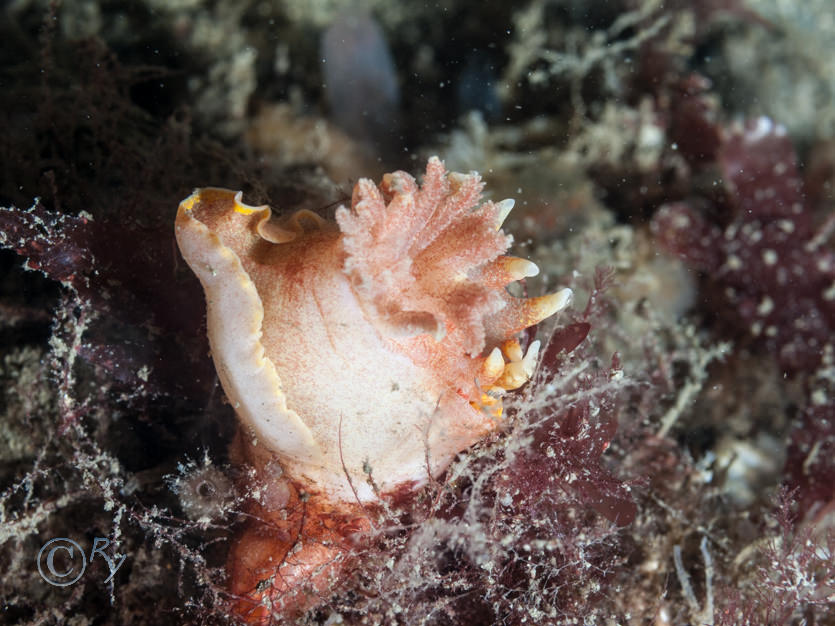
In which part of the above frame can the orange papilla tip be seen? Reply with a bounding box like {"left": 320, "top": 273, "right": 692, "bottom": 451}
{"left": 480, "top": 256, "right": 540, "bottom": 288}
{"left": 478, "top": 346, "right": 505, "bottom": 386}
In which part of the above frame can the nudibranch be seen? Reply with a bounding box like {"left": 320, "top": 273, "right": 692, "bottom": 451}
{"left": 175, "top": 157, "right": 571, "bottom": 622}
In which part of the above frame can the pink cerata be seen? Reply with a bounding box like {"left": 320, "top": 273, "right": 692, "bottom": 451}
{"left": 174, "top": 156, "right": 572, "bottom": 622}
